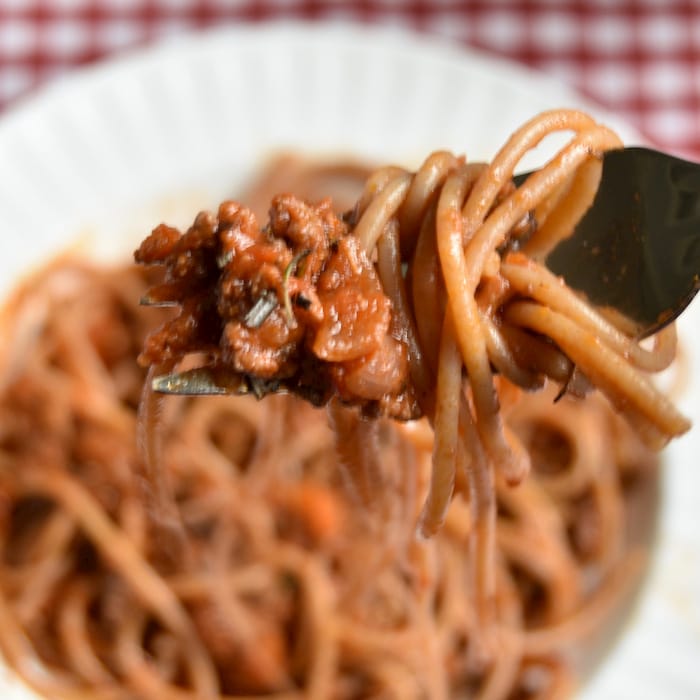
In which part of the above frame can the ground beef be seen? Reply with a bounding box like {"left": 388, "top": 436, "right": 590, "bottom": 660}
{"left": 135, "top": 195, "right": 418, "bottom": 419}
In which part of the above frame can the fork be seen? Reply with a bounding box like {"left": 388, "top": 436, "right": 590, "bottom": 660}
{"left": 149, "top": 146, "right": 700, "bottom": 396}
{"left": 523, "top": 146, "right": 700, "bottom": 337}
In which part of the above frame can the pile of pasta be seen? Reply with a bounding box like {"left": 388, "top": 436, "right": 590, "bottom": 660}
{"left": 0, "top": 110, "right": 690, "bottom": 700}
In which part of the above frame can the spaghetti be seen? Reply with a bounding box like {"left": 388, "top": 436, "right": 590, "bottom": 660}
{"left": 0, "top": 109, "right": 690, "bottom": 699}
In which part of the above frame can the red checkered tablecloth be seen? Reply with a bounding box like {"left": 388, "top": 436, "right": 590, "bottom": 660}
{"left": 0, "top": 1, "right": 699, "bottom": 160}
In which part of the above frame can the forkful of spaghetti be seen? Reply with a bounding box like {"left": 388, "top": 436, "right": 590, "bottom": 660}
{"left": 135, "top": 109, "right": 692, "bottom": 537}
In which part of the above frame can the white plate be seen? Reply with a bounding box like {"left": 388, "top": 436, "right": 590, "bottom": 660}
{"left": 0, "top": 22, "right": 698, "bottom": 700}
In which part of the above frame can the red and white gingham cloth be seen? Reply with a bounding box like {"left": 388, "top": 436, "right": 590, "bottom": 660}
{"left": 0, "top": 1, "right": 699, "bottom": 160}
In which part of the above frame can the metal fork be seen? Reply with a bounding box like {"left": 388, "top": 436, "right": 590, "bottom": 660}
{"left": 522, "top": 147, "right": 700, "bottom": 337}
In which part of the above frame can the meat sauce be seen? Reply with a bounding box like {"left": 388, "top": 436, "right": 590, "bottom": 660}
{"left": 135, "top": 195, "right": 418, "bottom": 419}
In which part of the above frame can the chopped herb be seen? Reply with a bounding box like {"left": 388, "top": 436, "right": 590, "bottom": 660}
{"left": 295, "top": 294, "right": 312, "bottom": 310}
{"left": 282, "top": 249, "right": 311, "bottom": 326}
{"left": 216, "top": 250, "right": 234, "bottom": 268}
{"left": 243, "top": 291, "right": 278, "bottom": 328}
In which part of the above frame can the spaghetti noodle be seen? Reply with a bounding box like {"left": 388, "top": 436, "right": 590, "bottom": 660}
{"left": 0, "top": 109, "right": 690, "bottom": 699}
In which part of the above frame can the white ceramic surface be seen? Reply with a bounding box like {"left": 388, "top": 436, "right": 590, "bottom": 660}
{"left": 0, "top": 22, "right": 698, "bottom": 699}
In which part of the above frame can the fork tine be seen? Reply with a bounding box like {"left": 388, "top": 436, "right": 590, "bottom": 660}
{"left": 139, "top": 294, "right": 179, "bottom": 307}
{"left": 152, "top": 366, "right": 290, "bottom": 399}
{"left": 152, "top": 367, "right": 251, "bottom": 395}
